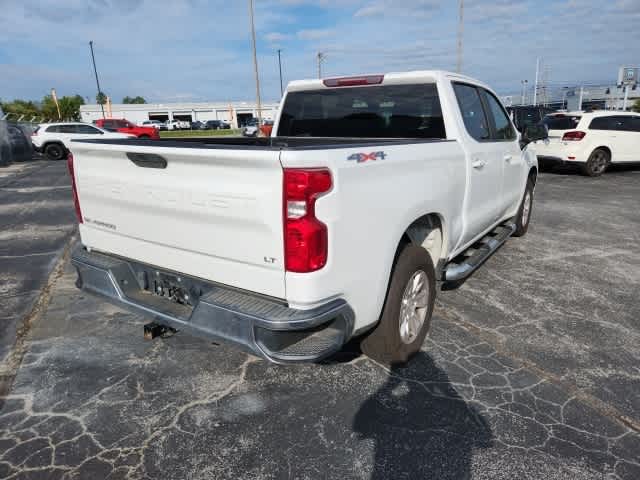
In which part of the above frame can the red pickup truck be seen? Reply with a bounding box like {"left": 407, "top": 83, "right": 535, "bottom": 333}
{"left": 94, "top": 118, "right": 159, "bottom": 139}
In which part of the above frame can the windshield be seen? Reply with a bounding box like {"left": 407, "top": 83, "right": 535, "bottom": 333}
{"left": 277, "top": 83, "right": 445, "bottom": 138}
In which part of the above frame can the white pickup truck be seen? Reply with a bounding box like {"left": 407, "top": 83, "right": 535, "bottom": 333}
{"left": 69, "top": 71, "right": 544, "bottom": 364}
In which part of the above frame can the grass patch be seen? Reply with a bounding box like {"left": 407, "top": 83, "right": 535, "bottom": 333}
{"left": 159, "top": 129, "right": 241, "bottom": 138}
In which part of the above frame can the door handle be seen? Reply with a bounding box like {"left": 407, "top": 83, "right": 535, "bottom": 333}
{"left": 472, "top": 159, "right": 486, "bottom": 169}
{"left": 504, "top": 154, "right": 513, "bottom": 163}
{"left": 126, "top": 152, "right": 167, "bottom": 169}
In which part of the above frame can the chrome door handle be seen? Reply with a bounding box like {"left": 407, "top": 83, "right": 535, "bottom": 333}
{"left": 472, "top": 159, "right": 486, "bottom": 169}
{"left": 504, "top": 154, "right": 513, "bottom": 163}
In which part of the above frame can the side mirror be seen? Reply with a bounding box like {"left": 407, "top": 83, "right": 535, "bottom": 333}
{"left": 522, "top": 124, "right": 548, "bottom": 145}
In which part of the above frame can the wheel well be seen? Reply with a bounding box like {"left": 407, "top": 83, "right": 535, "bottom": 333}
{"left": 43, "top": 141, "right": 66, "bottom": 151}
{"left": 402, "top": 213, "right": 445, "bottom": 268}
{"left": 528, "top": 166, "right": 538, "bottom": 185}
{"left": 592, "top": 146, "right": 612, "bottom": 160}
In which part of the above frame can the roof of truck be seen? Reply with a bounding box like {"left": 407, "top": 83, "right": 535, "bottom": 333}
{"left": 286, "top": 70, "right": 490, "bottom": 93}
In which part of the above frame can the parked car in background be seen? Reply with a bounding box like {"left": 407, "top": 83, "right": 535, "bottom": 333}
{"left": 507, "top": 105, "right": 554, "bottom": 133}
{"left": 0, "top": 106, "right": 11, "bottom": 166}
{"left": 94, "top": 118, "right": 160, "bottom": 139}
{"left": 141, "top": 120, "right": 164, "bottom": 130}
{"left": 190, "top": 121, "right": 206, "bottom": 130}
{"left": 69, "top": 70, "right": 542, "bottom": 365}
{"left": 542, "top": 112, "right": 582, "bottom": 140}
{"left": 204, "top": 120, "right": 230, "bottom": 130}
{"left": 241, "top": 118, "right": 259, "bottom": 137}
{"left": 535, "top": 111, "right": 640, "bottom": 176}
{"left": 177, "top": 120, "right": 190, "bottom": 130}
{"left": 32, "top": 122, "right": 135, "bottom": 160}
{"left": 7, "top": 124, "right": 33, "bottom": 162}
{"left": 163, "top": 120, "right": 181, "bottom": 131}
{"left": 259, "top": 119, "right": 274, "bottom": 137}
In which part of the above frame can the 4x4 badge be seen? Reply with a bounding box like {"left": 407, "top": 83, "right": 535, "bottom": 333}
{"left": 347, "top": 151, "right": 387, "bottom": 163}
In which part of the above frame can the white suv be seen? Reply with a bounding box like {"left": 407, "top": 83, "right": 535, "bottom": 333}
{"left": 536, "top": 111, "right": 640, "bottom": 176}
{"left": 32, "top": 122, "right": 135, "bottom": 160}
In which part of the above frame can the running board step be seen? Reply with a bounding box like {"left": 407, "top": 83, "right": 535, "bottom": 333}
{"left": 443, "top": 222, "right": 516, "bottom": 282}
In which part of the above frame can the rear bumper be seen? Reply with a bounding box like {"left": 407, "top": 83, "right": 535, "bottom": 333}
{"left": 71, "top": 247, "right": 354, "bottom": 363}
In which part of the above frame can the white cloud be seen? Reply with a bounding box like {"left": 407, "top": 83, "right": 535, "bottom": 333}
{"left": 354, "top": 4, "right": 386, "bottom": 17}
{"left": 265, "top": 32, "right": 292, "bottom": 43}
{"left": 297, "top": 28, "right": 335, "bottom": 40}
{"left": 355, "top": 0, "right": 441, "bottom": 18}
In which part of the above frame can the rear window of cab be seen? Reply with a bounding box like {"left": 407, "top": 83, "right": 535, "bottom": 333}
{"left": 278, "top": 83, "right": 446, "bottom": 139}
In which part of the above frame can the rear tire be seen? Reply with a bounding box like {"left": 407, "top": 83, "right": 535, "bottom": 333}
{"left": 360, "top": 244, "right": 435, "bottom": 365}
{"left": 581, "top": 148, "right": 610, "bottom": 177}
{"left": 139, "top": 134, "right": 150, "bottom": 139}
{"left": 44, "top": 143, "right": 65, "bottom": 161}
{"left": 513, "top": 178, "right": 534, "bottom": 237}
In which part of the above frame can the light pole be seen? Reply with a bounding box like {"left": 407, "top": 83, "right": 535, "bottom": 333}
{"left": 317, "top": 52, "right": 326, "bottom": 79}
{"left": 89, "top": 41, "right": 105, "bottom": 119}
{"left": 456, "top": 0, "right": 464, "bottom": 73}
{"left": 561, "top": 87, "right": 568, "bottom": 110}
{"left": 533, "top": 57, "right": 540, "bottom": 106}
{"left": 521, "top": 80, "right": 528, "bottom": 105}
{"left": 277, "top": 49, "right": 283, "bottom": 97}
{"left": 248, "top": 0, "right": 262, "bottom": 126}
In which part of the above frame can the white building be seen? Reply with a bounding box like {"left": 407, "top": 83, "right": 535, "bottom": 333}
{"left": 80, "top": 100, "right": 280, "bottom": 128}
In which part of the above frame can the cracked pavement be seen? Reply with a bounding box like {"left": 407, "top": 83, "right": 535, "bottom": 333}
{"left": 0, "top": 162, "right": 639, "bottom": 479}
{"left": 0, "top": 160, "right": 76, "bottom": 379}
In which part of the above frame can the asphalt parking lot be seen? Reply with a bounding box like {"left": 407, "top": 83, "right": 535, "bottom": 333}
{"left": 0, "top": 160, "right": 639, "bottom": 479}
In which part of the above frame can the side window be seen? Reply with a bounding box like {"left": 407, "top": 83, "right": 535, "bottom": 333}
{"left": 453, "top": 83, "right": 490, "bottom": 141}
{"left": 589, "top": 117, "right": 613, "bottom": 130}
{"left": 46, "top": 125, "right": 60, "bottom": 133}
{"left": 76, "top": 124, "right": 101, "bottom": 134}
{"left": 610, "top": 117, "right": 629, "bottom": 131}
{"left": 614, "top": 116, "right": 636, "bottom": 132}
{"left": 482, "top": 90, "right": 516, "bottom": 140}
{"left": 58, "top": 124, "right": 77, "bottom": 134}
{"left": 114, "top": 120, "right": 128, "bottom": 128}
{"left": 102, "top": 120, "right": 115, "bottom": 130}
{"left": 631, "top": 117, "right": 640, "bottom": 133}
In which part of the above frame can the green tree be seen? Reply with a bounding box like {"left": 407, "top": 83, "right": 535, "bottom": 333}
{"left": 96, "top": 92, "right": 108, "bottom": 105}
{"left": 59, "top": 95, "right": 85, "bottom": 121}
{"left": 632, "top": 99, "right": 640, "bottom": 113}
{"left": 0, "top": 99, "right": 42, "bottom": 121}
{"left": 122, "top": 95, "right": 147, "bottom": 104}
{"left": 42, "top": 94, "right": 85, "bottom": 121}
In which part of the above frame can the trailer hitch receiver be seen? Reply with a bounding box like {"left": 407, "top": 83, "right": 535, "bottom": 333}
{"left": 144, "top": 322, "right": 177, "bottom": 340}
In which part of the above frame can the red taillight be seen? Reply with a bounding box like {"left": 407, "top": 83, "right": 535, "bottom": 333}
{"left": 562, "top": 131, "right": 586, "bottom": 141}
{"left": 323, "top": 75, "right": 384, "bottom": 87}
{"left": 283, "top": 168, "right": 332, "bottom": 273}
{"left": 66, "top": 153, "right": 83, "bottom": 223}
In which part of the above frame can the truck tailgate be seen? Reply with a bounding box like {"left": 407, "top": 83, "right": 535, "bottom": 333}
{"left": 72, "top": 142, "right": 285, "bottom": 298}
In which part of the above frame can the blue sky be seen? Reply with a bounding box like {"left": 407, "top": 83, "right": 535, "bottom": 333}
{"left": 0, "top": 0, "right": 638, "bottom": 103}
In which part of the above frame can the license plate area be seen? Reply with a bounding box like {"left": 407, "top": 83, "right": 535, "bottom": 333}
{"left": 149, "top": 272, "right": 194, "bottom": 306}
{"left": 128, "top": 264, "right": 214, "bottom": 311}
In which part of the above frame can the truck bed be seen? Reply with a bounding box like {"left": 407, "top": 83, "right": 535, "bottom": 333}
{"left": 74, "top": 136, "right": 450, "bottom": 150}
